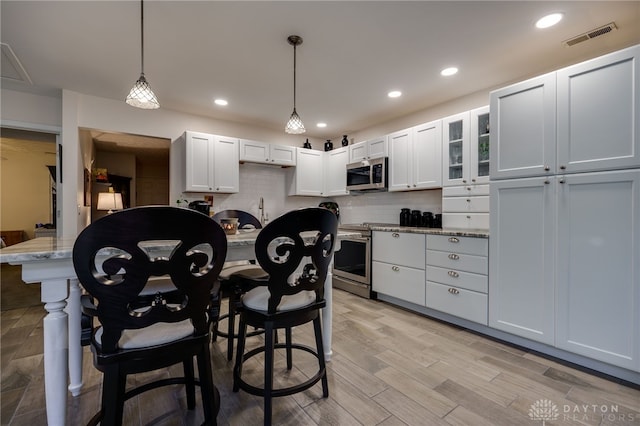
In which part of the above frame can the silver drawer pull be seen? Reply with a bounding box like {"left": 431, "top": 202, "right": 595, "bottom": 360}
{"left": 448, "top": 237, "right": 459, "bottom": 243}
{"left": 392, "top": 266, "right": 400, "bottom": 272}
{"left": 448, "top": 288, "right": 460, "bottom": 295}
{"left": 392, "top": 232, "right": 400, "bottom": 238}
{"left": 448, "top": 271, "right": 459, "bottom": 278}
{"left": 448, "top": 253, "right": 459, "bottom": 260}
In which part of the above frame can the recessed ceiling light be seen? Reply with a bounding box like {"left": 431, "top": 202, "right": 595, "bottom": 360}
{"left": 316, "top": 122, "right": 327, "bottom": 128}
{"left": 536, "top": 13, "right": 563, "bottom": 29}
{"left": 441, "top": 67, "right": 458, "bottom": 77}
{"left": 388, "top": 90, "right": 402, "bottom": 98}
{"left": 214, "top": 99, "right": 228, "bottom": 106}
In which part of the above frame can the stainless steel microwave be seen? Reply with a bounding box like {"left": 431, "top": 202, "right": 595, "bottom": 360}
{"left": 346, "top": 157, "right": 388, "bottom": 191}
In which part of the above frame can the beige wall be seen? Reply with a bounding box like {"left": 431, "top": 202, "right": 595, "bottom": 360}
{"left": 0, "top": 138, "right": 56, "bottom": 240}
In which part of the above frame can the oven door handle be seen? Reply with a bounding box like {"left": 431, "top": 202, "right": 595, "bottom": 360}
{"left": 339, "top": 236, "right": 370, "bottom": 243}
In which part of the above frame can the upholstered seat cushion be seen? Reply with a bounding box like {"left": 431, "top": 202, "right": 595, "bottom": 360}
{"left": 95, "top": 319, "right": 194, "bottom": 350}
{"left": 242, "top": 286, "right": 316, "bottom": 312}
{"left": 219, "top": 263, "right": 266, "bottom": 280}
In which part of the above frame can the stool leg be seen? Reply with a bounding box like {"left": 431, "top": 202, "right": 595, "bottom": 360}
{"left": 233, "top": 316, "right": 248, "bottom": 393}
{"left": 285, "top": 327, "right": 293, "bottom": 370}
{"left": 264, "top": 322, "right": 275, "bottom": 426}
{"left": 183, "top": 358, "right": 196, "bottom": 410}
{"left": 227, "top": 292, "right": 238, "bottom": 360}
{"left": 312, "top": 316, "right": 329, "bottom": 398}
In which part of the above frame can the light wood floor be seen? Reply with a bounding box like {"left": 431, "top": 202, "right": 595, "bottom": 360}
{"left": 2, "top": 289, "right": 639, "bottom": 425}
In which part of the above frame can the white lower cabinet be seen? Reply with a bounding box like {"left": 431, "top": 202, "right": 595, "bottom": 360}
{"left": 490, "top": 169, "right": 640, "bottom": 371}
{"left": 442, "top": 185, "right": 490, "bottom": 230}
{"left": 426, "top": 235, "right": 488, "bottom": 325}
{"left": 372, "top": 231, "right": 426, "bottom": 305}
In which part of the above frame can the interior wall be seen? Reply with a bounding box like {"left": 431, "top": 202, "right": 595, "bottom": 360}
{"left": 136, "top": 156, "right": 169, "bottom": 207}
{"left": 0, "top": 136, "right": 56, "bottom": 239}
{"left": 92, "top": 150, "right": 136, "bottom": 222}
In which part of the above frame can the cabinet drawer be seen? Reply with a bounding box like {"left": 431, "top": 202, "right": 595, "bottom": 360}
{"left": 372, "top": 231, "right": 425, "bottom": 269}
{"left": 426, "top": 265, "right": 487, "bottom": 293}
{"left": 426, "top": 281, "right": 488, "bottom": 325}
{"left": 442, "top": 196, "right": 489, "bottom": 213}
{"left": 443, "top": 184, "right": 490, "bottom": 197}
{"left": 427, "top": 234, "right": 488, "bottom": 256}
{"left": 442, "top": 213, "right": 489, "bottom": 230}
{"left": 426, "top": 249, "right": 487, "bottom": 275}
{"left": 372, "top": 261, "right": 425, "bottom": 305}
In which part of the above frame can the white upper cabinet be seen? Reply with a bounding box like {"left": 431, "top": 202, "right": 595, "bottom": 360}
{"left": 388, "top": 122, "right": 442, "bottom": 192}
{"left": 469, "top": 106, "right": 491, "bottom": 185}
{"left": 176, "top": 131, "right": 239, "bottom": 193}
{"left": 490, "top": 73, "right": 557, "bottom": 180}
{"left": 349, "top": 136, "right": 387, "bottom": 163}
{"left": 287, "top": 148, "right": 324, "bottom": 196}
{"left": 556, "top": 45, "right": 640, "bottom": 174}
{"left": 239, "top": 139, "right": 296, "bottom": 166}
{"left": 491, "top": 44, "right": 640, "bottom": 180}
{"left": 387, "top": 128, "right": 413, "bottom": 191}
{"left": 442, "top": 112, "right": 471, "bottom": 187}
{"left": 323, "top": 146, "right": 350, "bottom": 197}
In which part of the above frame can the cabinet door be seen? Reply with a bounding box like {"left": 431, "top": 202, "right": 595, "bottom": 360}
{"left": 413, "top": 120, "right": 442, "bottom": 189}
{"left": 291, "top": 148, "right": 324, "bottom": 196}
{"left": 556, "top": 170, "right": 640, "bottom": 370}
{"left": 373, "top": 261, "right": 426, "bottom": 305}
{"left": 349, "top": 141, "right": 367, "bottom": 162}
{"left": 490, "top": 73, "right": 556, "bottom": 180}
{"left": 270, "top": 145, "right": 296, "bottom": 166}
{"left": 469, "top": 106, "right": 490, "bottom": 185}
{"left": 388, "top": 129, "right": 413, "bottom": 191}
{"left": 239, "top": 139, "right": 269, "bottom": 163}
{"left": 185, "top": 131, "right": 214, "bottom": 192}
{"left": 212, "top": 136, "right": 239, "bottom": 193}
{"left": 442, "top": 112, "right": 470, "bottom": 187}
{"left": 489, "top": 177, "right": 555, "bottom": 344}
{"left": 367, "top": 136, "right": 388, "bottom": 159}
{"left": 557, "top": 45, "right": 640, "bottom": 174}
{"left": 324, "top": 147, "right": 349, "bottom": 197}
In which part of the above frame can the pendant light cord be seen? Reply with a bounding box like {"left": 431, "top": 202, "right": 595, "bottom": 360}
{"left": 292, "top": 41, "right": 297, "bottom": 109}
{"left": 140, "top": 0, "right": 145, "bottom": 76}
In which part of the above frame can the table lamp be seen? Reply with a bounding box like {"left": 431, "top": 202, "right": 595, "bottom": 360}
{"left": 97, "top": 192, "right": 123, "bottom": 214}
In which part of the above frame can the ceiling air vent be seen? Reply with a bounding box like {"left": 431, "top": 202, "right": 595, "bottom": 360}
{"left": 563, "top": 22, "right": 618, "bottom": 47}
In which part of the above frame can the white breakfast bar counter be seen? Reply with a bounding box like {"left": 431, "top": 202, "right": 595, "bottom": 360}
{"left": 0, "top": 230, "right": 358, "bottom": 425}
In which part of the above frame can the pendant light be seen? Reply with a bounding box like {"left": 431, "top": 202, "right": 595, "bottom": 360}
{"left": 126, "top": 0, "right": 159, "bottom": 109}
{"left": 285, "top": 35, "right": 305, "bottom": 134}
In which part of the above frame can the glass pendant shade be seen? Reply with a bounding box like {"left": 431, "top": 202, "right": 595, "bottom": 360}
{"left": 285, "top": 108, "right": 305, "bottom": 134}
{"left": 126, "top": 74, "right": 160, "bottom": 109}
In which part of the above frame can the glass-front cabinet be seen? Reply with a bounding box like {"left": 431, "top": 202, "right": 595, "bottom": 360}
{"left": 470, "top": 106, "right": 490, "bottom": 185}
{"left": 442, "top": 111, "right": 470, "bottom": 186}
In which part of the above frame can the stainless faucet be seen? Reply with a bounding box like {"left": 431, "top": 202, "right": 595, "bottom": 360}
{"left": 259, "top": 197, "right": 265, "bottom": 225}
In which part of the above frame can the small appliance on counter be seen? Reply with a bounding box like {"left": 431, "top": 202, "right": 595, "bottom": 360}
{"left": 188, "top": 200, "right": 210, "bottom": 216}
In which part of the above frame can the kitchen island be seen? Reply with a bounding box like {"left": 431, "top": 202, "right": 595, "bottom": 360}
{"left": 0, "top": 229, "right": 358, "bottom": 426}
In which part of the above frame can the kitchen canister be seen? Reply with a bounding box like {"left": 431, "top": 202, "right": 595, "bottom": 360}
{"left": 410, "top": 210, "right": 421, "bottom": 227}
{"left": 400, "top": 208, "right": 411, "bottom": 226}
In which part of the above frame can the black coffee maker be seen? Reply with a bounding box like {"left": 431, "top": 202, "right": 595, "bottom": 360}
{"left": 188, "top": 200, "right": 210, "bottom": 216}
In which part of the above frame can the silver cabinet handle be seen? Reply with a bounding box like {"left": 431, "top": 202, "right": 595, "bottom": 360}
{"left": 544, "top": 180, "right": 550, "bottom": 184}
{"left": 448, "top": 288, "right": 459, "bottom": 295}
{"left": 448, "top": 253, "right": 459, "bottom": 260}
{"left": 392, "top": 266, "right": 400, "bottom": 271}
{"left": 559, "top": 178, "right": 565, "bottom": 184}
{"left": 448, "top": 237, "right": 459, "bottom": 243}
{"left": 466, "top": 187, "right": 472, "bottom": 191}
{"left": 544, "top": 165, "right": 550, "bottom": 171}
{"left": 392, "top": 232, "right": 400, "bottom": 238}
{"left": 462, "top": 179, "right": 467, "bottom": 183}
{"left": 448, "top": 271, "right": 459, "bottom": 278}
{"left": 466, "top": 199, "right": 471, "bottom": 202}
{"left": 407, "top": 184, "right": 410, "bottom": 188}
{"left": 560, "top": 165, "right": 566, "bottom": 170}
{"left": 471, "top": 178, "right": 476, "bottom": 182}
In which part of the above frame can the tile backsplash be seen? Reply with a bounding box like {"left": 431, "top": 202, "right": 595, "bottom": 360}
{"left": 178, "top": 162, "right": 442, "bottom": 225}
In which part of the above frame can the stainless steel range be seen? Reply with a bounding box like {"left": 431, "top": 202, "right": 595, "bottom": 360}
{"left": 333, "top": 223, "right": 372, "bottom": 298}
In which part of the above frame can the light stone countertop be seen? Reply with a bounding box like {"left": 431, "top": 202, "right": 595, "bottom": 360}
{"left": 368, "top": 225, "right": 489, "bottom": 238}
{"left": 0, "top": 230, "right": 362, "bottom": 264}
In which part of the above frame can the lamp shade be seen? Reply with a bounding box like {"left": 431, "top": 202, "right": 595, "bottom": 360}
{"left": 97, "top": 192, "right": 124, "bottom": 213}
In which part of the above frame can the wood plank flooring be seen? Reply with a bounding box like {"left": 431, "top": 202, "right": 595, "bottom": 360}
{"left": 2, "top": 289, "right": 639, "bottom": 425}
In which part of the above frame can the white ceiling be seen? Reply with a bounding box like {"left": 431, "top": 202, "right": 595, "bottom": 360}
{"left": 2, "top": 1, "right": 639, "bottom": 142}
